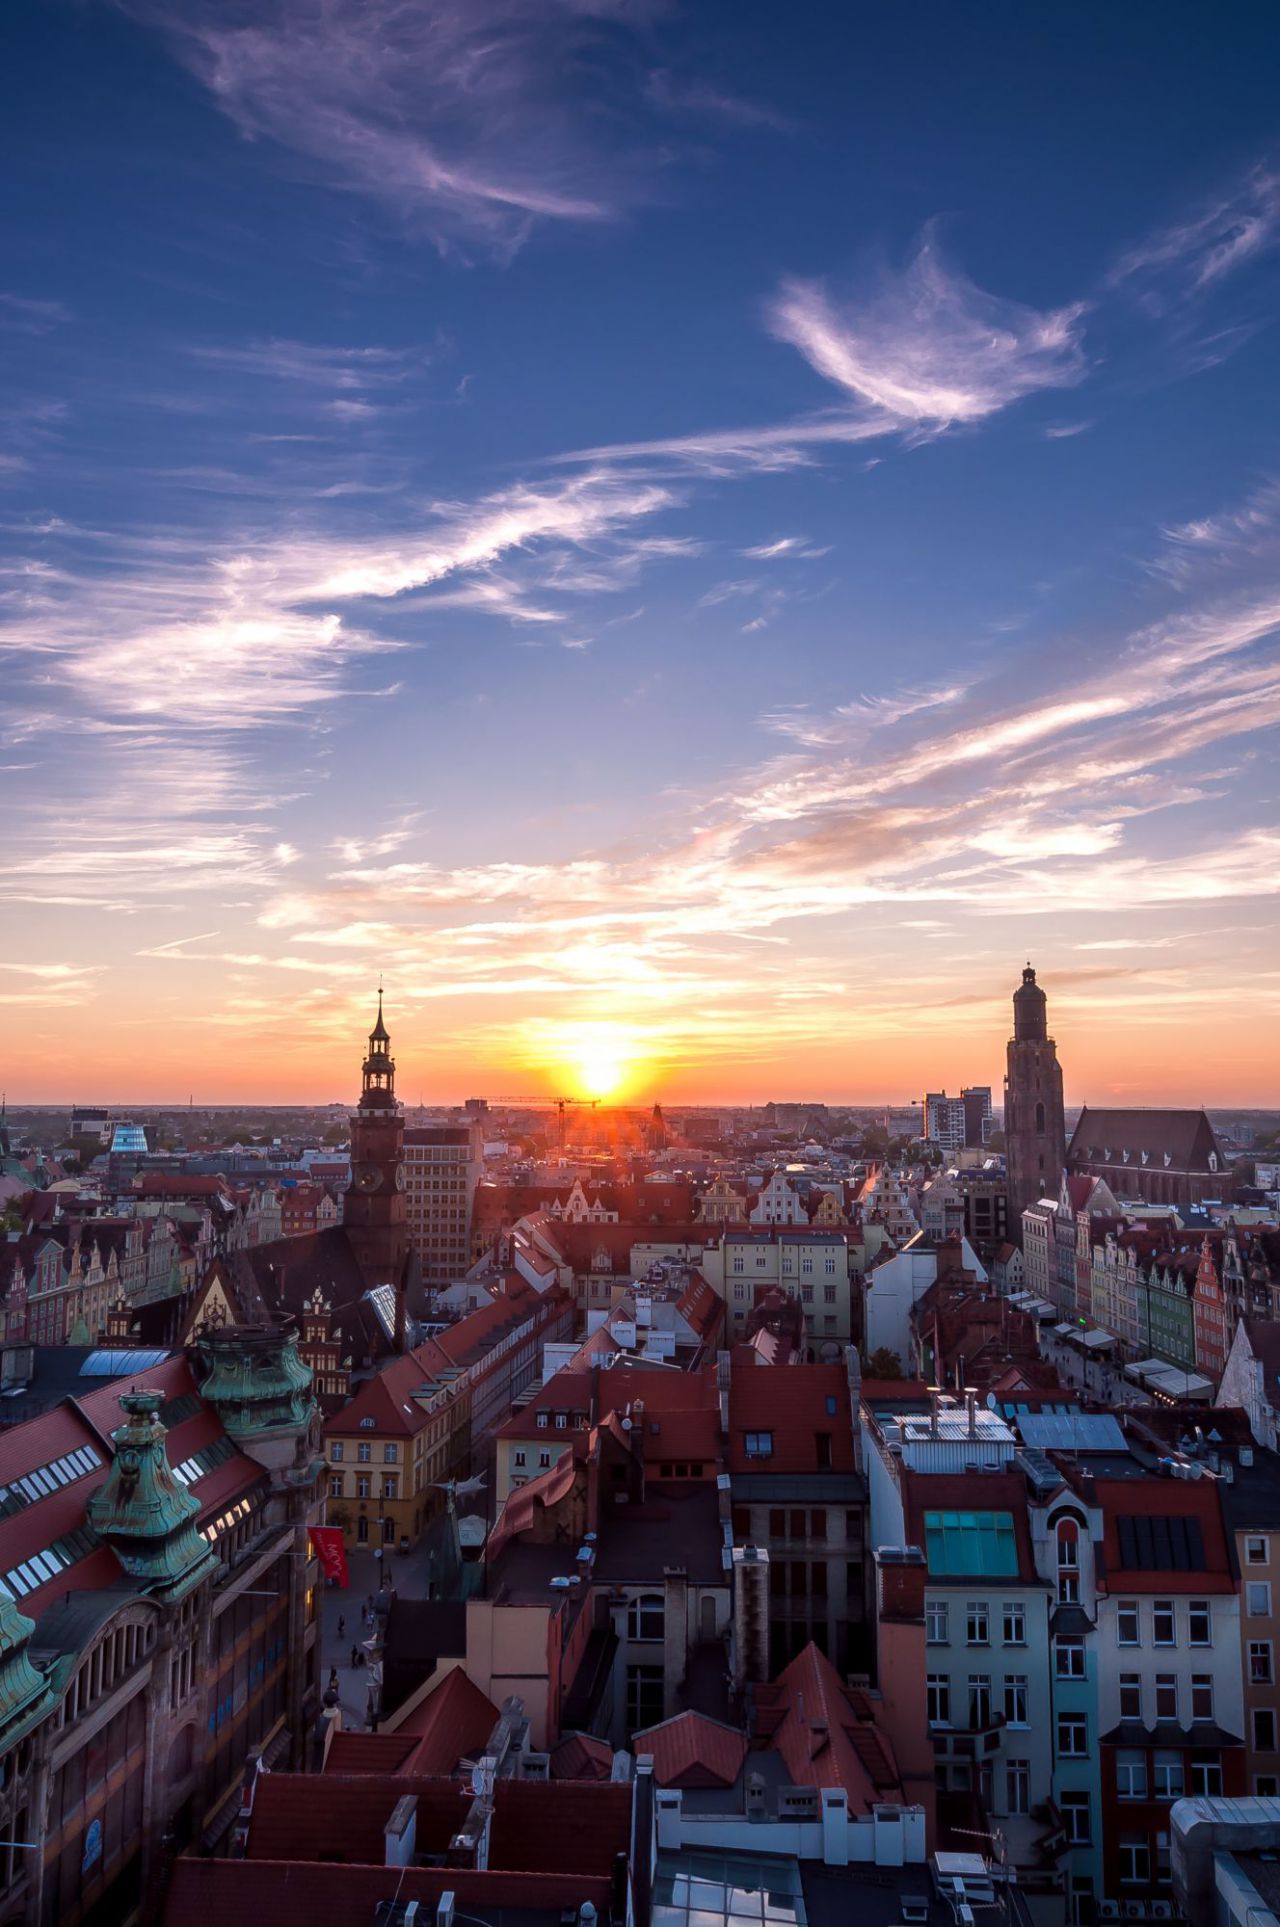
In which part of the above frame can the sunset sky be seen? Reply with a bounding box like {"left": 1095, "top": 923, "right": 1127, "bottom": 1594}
{"left": 4, "top": 3, "right": 1280, "bottom": 1106}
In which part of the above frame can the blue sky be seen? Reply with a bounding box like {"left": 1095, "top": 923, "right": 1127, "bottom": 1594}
{"left": 3, "top": 0, "right": 1280, "bottom": 1104}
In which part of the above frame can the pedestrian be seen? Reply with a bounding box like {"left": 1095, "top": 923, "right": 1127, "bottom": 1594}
{"left": 337, "top": 1615, "right": 345, "bottom": 1638}
{"left": 350, "top": 1643, "right": 358, "bottom": 1668}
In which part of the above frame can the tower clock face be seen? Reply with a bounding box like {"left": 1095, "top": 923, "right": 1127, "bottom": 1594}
{"left": 354, "top": 1164, "right": 382, "bottom": 1192}
{"left": 395, "top": 1165, "right": 406, "bottom": 1191}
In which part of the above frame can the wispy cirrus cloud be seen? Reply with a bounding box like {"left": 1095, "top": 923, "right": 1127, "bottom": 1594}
{"left": 1109, "top": 160, "right": 1280, "bottom": 299}
{"left": 644, "top": 68, "right": 792, "bottom": 132}
{"left": 766, "top": 240, "right": 1087, "bottom": 430}
{"left": 569, "top": 237, "right": 1088, "bottom": 475}
{"left": 126, "top": 0, "right": 665, "bottom": 257}
{"left": 0, "top": 294, "right": 73, "bottom": 336}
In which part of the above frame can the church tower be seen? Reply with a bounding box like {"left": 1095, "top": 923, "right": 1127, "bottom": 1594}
{"left": 344, "top": 992, "right": 408, "bottom": 1291}
{"left": 1004, "top": 963, "right": 1067, "bottom": 1235}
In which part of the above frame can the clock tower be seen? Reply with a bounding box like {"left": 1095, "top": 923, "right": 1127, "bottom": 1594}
{"left": 344, "top": 992, "right": 408, "bottom": 1293}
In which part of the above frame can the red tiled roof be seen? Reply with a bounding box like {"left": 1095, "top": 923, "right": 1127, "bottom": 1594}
{"left": 322, "top": 1731, "right": 420, "bottom": 1775}
{"left": 1094, "top": 1475, "right": 1234, "bottom": 1594}
{"left": 727, "top": 1363, "right": 853, "bottom": 1474}
{"left": 326, "top": 1350, "right": 442, "bottom": 1439}
{"left": 248, "top": 1774, "right": 633, "bottom": 1876}
{"left": 550, "top": 1731, "right": 616, "bottom": 1781}
{"left": 393, "top": 1666, "right": 500, "bottom": 1773}
{"left": 755, "top": 1641, "right": 901, "bottom": 1811}
{"left": 164, "top": 1861, "right": 614, "bottom": 1927}
{"left": 632, "top": 1709, "right": 747, "bottom": 1788}
{"left": 903, "top": 1468, "right": 1039, "bottom": 1584}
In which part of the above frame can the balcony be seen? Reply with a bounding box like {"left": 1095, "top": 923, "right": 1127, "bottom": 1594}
{"left": 930, "top": 1711, "right": 1007, "bottom": 1758}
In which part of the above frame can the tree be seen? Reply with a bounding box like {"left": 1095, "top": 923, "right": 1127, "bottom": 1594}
{"left": 866, "top": 1346, "right": 903, "bottom": 1380}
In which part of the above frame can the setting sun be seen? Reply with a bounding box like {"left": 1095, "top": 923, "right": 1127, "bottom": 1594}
{"left": 562, "top": 1023, "right": 639, "bottom": 1101}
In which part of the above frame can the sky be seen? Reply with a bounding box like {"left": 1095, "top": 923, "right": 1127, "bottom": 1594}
{"left": 3, "top": 1, "right": 1280, "bottom": 1108}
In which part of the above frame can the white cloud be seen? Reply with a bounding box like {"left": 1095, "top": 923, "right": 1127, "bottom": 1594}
{"left": 128, "top": 0, "right": 662, "bottom": 256}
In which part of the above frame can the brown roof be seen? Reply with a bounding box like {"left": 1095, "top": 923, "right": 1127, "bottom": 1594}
{"left": 1068, "top": 1107, "right": 1227, "bottom": 1174}
{"left": 392, "top": 1666, "right": 501, "bottom": 1773}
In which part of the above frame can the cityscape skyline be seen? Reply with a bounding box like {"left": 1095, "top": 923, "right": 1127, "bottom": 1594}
{"left": 5, "top": 5, "right": 1280, "bottom": 1104}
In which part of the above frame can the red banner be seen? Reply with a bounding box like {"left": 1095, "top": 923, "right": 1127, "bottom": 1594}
{"left": 310, "top": 1526, "right": 349, "bottom": 1588}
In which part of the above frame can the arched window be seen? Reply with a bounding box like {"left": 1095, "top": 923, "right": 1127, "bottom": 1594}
{"left": 1035, "top": 1101, "right": 1046, "bottom": 1135}
{"left": 1056, "top": 1519, "right": 1080, "bottom": 1603}
{"left": 628, "top": 1593, "right": 665, "bottom": 1642}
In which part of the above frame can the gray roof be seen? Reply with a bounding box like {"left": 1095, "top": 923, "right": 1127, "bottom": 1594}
{"left": 1068, "top": 1106, "right": 1225, "bottom": 1173}
{"left": 1016, "top": 1412, "right": 1127, "bottom": 1454}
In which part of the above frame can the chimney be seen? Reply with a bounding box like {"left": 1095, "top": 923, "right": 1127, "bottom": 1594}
{"left": 965, "top": 1390, "right": 977, "bottom": 1437}
{"left": 384, "top": 1793, "right": 418, "bottom": 1866}
{"left": 732, "top": 1543, "right": 770, "bottom": 1691}
{"left": 438, "top": 1894, "right": 456, "bottom": 1927}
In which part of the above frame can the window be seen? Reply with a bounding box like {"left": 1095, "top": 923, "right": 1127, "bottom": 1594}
{"left": 927, "top": 1674, "right": 950, "bottom": 1725}
{"left": 1005, "top": 1676, "right": 1028, "bottom": 1726}
{"left": 1119, "top": 1673, "right": 1142, "bottom": 1719}
{"left": 538, "top": 1450, "right": 551, "bottom": 1469}
{"left": 1152, "top": 1600, "right": 1175, "bottom": 1647}
{"left": 628, "top": 1594, "right": 665, "bottom": 1643}
{"left": 1119, "top": 1837, "right": 1150, "bottom": 1886}
{"left": 1153, "top": 1751, "right": 1184, "bottom": 1799}
{"left": 1248, "top": 1536, "right": 1270, "bottom": 1565}
{"left": 1057, "top": 1713, "right": 1088, "bottom": 1757}
{"left": 1254, "top": 1709, "right": 1278, "bottom": 1752}
{"left": 626, "top": 1664, "right": 664, "bottom": 1733}
{"left": 330, "top": 1443, "right": 344, "bottom": 1463}
{"left": 1257, "top": 1776, "right": 1280, "bottom": 1798}
{"left": 513, "top": 1449, "right": 526, "bottom": 1468}
{"left": 536, "top": 1412, "right": 549, "bottom": 1430}
{"left": 1250, "top": 1641, "right": 1274, "bottom": 1684}
{"left": 1188, "top": 1600, "right": 1211, "bottom": 1647}
{"left": 1249, "top": 1581, "right": 1272, "bottom": 1616}
{"left": 1061, "top": 1793, "right": 1091, "bottom": 1845}
{"left": 814, "top": 1432, "right": 833, "bottom": 1468}
{"left": 926, "top": 1600, "right": 948, "bottom": 1645}
{"left": 1191, "top": 1754, "right": 1223, "bottom": 1797}
{"left": 924, "top": 1510, "right": 1018, "bottom": 1577}
{"left": 968, "top": 1675, "right": 992, "bottom": 1728}
{"left": 384, "top": 1445, "right": 398, "bottom": 1464}
{"left": 966, "top": 1602, "right": 990, "bottom": 1645}
{"left": 1117, "top": 1750, "right": 1147, "bottom": 1799}
{"left": 356, "top": 1476, "right": 370, "bottom": 1499}
{"left": 743, "top": 1431, "right": 773, "bottom": 1459}
{"left": 1191, "top": 1674, "right": 1214, "bottom": 1721}
{"left": 357, "top": 1442, "right": 371, "bottom": 1464}
{"left": 823, "top": 1284, "right": 837, "bottom": 1303}
{"left": 1056, "top": 1637, "right": 1085, "bottom": 1679}
{"left": 1002, "top": 1602, "right": 1025, "bottom": 1645}
{"left": 382, "top": 1475, "right": 398, "bottom": 1501}
{"left": 1155, "top": 1674, "right": 1178, "bottom": 1720}
{"left": 1006, "top": 1759, "right": 1030, "bottom": 1815}
{"left": 328, "top": 1476, "right": 343, "bottom": 1499}
{"left": 1117, "top": 1600, "right": 1140, "bottom": 1646}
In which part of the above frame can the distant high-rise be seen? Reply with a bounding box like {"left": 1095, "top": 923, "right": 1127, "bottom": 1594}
{"left": 1004, "top": 964, "right": 1067, "bottom": 1231}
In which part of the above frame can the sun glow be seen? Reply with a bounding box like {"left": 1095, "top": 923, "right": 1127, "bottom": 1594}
{"left": 561, "top": 1023, "right": 639, "bottom": 1100}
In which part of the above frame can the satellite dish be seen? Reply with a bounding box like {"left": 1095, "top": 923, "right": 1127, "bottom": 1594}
{"left": 985, "top": 1392, "right": 998, "bottom": 1410}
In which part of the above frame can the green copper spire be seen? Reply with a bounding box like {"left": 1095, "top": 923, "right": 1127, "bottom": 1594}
{"left": 0, "top": 1591, "right": 55, "bottom": 1747}
{"left": 194, "top": 1325, "right": 316, "bottom": 1442}
{"left": 87, "top": 1390, "right": 218, "bottom": 1601}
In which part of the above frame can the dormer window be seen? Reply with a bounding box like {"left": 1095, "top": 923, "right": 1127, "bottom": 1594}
{"left": 536, "top": 1412, "right": 549, "bottom": 1430}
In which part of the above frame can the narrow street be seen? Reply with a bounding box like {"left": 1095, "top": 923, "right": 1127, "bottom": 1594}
{"left": 317, "top": 1511, "right": 460, "bottom": 1730}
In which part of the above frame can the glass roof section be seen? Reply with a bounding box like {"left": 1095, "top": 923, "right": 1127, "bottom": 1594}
{"left": 924, "top": 1509, "right": 1018, "bottom": 1576}
{"left": 654, "top": 1852, "right": 806, "bottom": 1927}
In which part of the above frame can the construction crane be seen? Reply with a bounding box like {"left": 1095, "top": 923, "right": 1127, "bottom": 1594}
{"left": 478, "top": 1095, "right": 600, "bottom": 1150}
